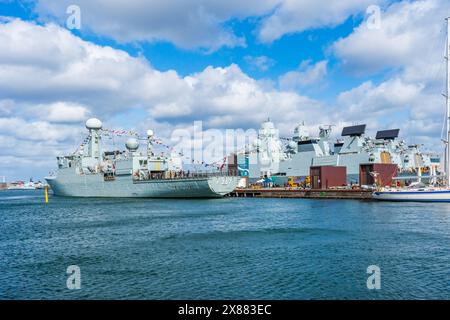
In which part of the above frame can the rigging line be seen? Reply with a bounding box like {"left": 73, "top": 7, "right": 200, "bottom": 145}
{"left": 441, "top": 21, "right": 450, "bottom": 141}
{"left": 441, "top": 24, "right": 449, "bottom": 142}
{"left": 435, "top": 23, "right": 447, "bottom": 94}
{"left": 423, "top": 22, "right": 446, "bottom": 90}
{"left": 441, "top": 97, "right": 448, "bottom": 144}
{"left": 409, "top": 21, "right": 447, "bottom": 147}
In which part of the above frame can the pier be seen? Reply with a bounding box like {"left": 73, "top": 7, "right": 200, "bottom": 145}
{"left": 227, "top": 188, "right": 373, "bottom": 200}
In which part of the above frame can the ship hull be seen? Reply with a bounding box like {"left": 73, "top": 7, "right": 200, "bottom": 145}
{"left": 372, "top": 190, "right": 450, "bottom": 202}
{"left": 7, "top": 187, "right": 36, "bottom": 190}
{"left": 46, "top": 171, "right": 239, "bottom": 198}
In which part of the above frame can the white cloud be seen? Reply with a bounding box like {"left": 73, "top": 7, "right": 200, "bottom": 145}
{"left": 0, "top": 19, "right": 187, "bottom": 115}
{"left": 329, "top": 0, "right": 449, "bottom": 150}
{"left": 0, "top": 99, "right": 15, "bottom": 116}
{"left": 244, "top": 55, "right": 275, "bottom": 71}
{"left": 0, "top": 19, "right": 327, "bottom": 130}
{"left": 331, "top": 75, "right": 446, "bottom": 149}
{"left": 0, "top": 17, "right": 85, "bottom": 69}
{"left": 34, "top": 0, "right": 278, "bottom": 50}
{"left": 337, "top": 78, "right": 423, "bottom": 115}
{"left": 333, "top": 0, "right": 448, "bottom": 76}
{"left": 258, "top": 0, "right": 382, "bottom": 43}
{"left": 148, "top": 63, "right": 328, "bottom": 130}
{"left": 279, "top": 60, "right": 328, "bottom": 90}
{"left": 0, "top": 117, "right": 84, "bottom": 142}
{"left": 32, "top": 0, "right": 386, "bottom": 50}
{"left": 31, "top": 102, "right": 90, "bottom": 123}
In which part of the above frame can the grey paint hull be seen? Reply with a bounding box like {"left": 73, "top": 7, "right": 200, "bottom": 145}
{"left": 278, "top": 153, "right": 371, "bottom": 177}
{"left": 46, "top": 170, "right": 239, "bottom": 198}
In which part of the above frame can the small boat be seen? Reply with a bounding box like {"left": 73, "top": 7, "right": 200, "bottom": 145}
{"left": 373, "top": 17, "right": 450, "bottom": 202}
{"left": 373, "top": 187, "right": 450, "bottom": 202}
{"left": 7, "top": 181, "right": 36, "bottom": 190}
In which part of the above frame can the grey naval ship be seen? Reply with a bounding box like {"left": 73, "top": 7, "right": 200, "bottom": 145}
{"left": 242, "top": 119, "right": 440, "bottom": 183}
{"left": 46, "top": 118, "right": 239, "bottom": 198}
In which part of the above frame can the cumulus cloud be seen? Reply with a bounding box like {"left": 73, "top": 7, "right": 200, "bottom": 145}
{"left": 258, "top": 0, "right": 382, "bottom": 43}
{"left": 33, "top": 0, "right": 277, "bottom": 50}
{"left": 244, "top": 55, "right": 275, "bottom": 71}
{"left": 0, "top": 18, "right": 326, "bottom": 130}
{"left": 337, "top": 78, "right": 423, "bottom": 116}
{"left": 148, "top": 64, "right": 328, "bottom": 130}
{"left": 332, "top": 78, "right": 445, "bottom": 147}
{"left": 32, "top": 0, "right": 385, "bottom": 50}
{"left": 331, "top": 77, "right": 445, "bottom": 149}
{"left": 0, "top": 19, "right": 188, "bottom": 116}
{"left": 0, "top": 117, "right": 84, "bottom": 142}
{"left": 329, "top": 0, "right": 449, "bottom": 148}
{"left": 32, "top": 102, "right": 90, "bottom": 122}
{"left": 333, "top": 0, "right": 448, "bottom": 77}
{"left": 0, "top": 99, "right": 15, "bottom": 116}
{"left": 278, "top": 60, "right": 328, "bottom": 90}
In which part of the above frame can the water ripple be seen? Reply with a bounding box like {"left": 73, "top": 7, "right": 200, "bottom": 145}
{"left": 0, "top": 190, "right": 449, "bottom": 299}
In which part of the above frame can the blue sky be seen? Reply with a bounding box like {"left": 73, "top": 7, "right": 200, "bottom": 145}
{"left": 0, "top": 0, "right": 449, "bottom": 180}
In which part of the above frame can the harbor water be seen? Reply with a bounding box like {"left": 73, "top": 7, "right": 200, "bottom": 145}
{"left": 0, "top": 190, "right": 448, "bottom": 299}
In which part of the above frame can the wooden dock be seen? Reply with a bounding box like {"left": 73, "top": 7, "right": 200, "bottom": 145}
{"left": 227, "top": 188, "right": 373, "bottom": 200}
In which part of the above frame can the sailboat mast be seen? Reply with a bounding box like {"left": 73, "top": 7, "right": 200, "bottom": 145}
{"left": 447, "top": 17, "right": 450, "bottom": 187}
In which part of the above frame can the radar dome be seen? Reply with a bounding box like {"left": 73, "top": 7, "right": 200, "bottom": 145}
{"left": 85, "top": 118, "right": 103, "bottom": 130}
{"left": 147, "top": 129, "right": 154, "bottom": 137}
{"left": 126, "top": 138, "right": 139, "bottom": 151}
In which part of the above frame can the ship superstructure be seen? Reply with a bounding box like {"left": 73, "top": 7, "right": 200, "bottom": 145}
{"left": 248, "top": 119, "right": 287, "bottom": 177}
{"left": 46, "top": 119, "right": 239, "bottom": 198}
{"left": 242, "top": 119, "right": 440, "bottom": 183}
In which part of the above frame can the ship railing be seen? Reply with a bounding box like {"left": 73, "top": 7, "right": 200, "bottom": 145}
{"left": 134, "top": 169, "right": 238, "bottom": 181}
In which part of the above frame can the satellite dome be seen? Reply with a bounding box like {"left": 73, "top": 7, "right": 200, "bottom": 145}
{"left": 147, "top": 129, "right": 154, "bottom": 137}
{"left": 85, "top": 118, "right": 103, "bottom": 130}
{"left": 126, "top": 138, "right": 139, "bottom": 151}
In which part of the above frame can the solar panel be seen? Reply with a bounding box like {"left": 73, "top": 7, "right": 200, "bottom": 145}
{"left": 376, "top": 129, "right": 400, "bottom": 140}
{"left": 341, "top": 124, "right": 366, "bottom": 136}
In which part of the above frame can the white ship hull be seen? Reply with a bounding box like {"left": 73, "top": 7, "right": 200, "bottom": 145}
{"left": 372, "top": 189, "right": 450, "bottom": 202}
{"left": 7, "top": 186, "right": 36, "bottom": 190}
